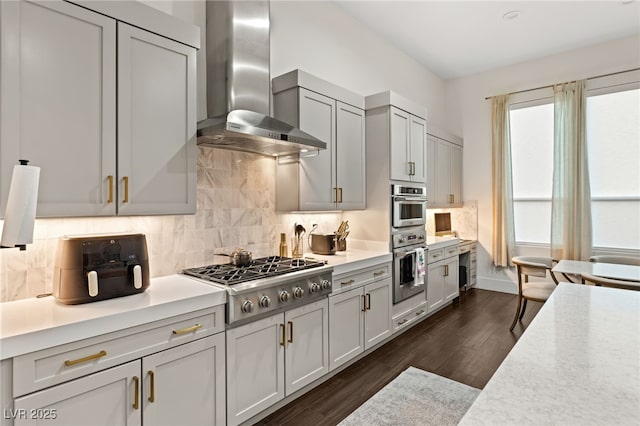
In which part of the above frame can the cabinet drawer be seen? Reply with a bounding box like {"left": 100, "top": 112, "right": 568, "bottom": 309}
{"left": 13, "top": 306, "right": 223, "bottom": 396}
{"left": 427, "top": 249, "right": 444, "bottom": 264}
{"left": 445, "top": 245, "right": 459, "bottom": 258}
{"left": 392, "top": 301, "right": 427, "bottom": 334}
{"left": 333, "top": 263, "right": 391, "bottom": 293}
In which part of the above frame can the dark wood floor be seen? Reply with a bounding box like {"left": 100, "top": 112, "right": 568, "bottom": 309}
{"left": 257, "top": 288, "right": 542, "bottom": 426}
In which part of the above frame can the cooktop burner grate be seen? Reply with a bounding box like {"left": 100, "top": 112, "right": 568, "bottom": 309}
{"left": 182, "top": 256, "right": 326, "bottom": 285}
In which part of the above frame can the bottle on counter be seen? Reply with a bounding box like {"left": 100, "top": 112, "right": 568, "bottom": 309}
{"left": 279, "top": 233, "right": 288, "bottom": 257}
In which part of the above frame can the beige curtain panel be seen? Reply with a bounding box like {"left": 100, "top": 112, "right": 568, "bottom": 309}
{"left": 551, "top": 80, "right": 593, "bottom": 261}
{"left": 491, "top": 95, "right": 516, "bottom": 267}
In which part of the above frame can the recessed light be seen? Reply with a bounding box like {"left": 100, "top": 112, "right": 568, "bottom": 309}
{"left": 502, "top": 10, "right": 521, "bottom": 20}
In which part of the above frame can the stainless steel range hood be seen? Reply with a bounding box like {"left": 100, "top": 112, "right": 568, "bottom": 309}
{"left": 198, "top": 0, "right": 325, "bottom": 157}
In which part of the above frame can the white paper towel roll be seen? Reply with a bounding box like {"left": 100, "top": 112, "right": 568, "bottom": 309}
{"left": 1, "top": 163, "right": 40, "bottom": 248}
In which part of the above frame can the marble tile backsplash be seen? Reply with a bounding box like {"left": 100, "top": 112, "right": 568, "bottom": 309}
{"left": 0, "top": 148, "right": 346, "bottom": 302}
{"left": 426, "top": 201, "right": 478, "bottom": 240}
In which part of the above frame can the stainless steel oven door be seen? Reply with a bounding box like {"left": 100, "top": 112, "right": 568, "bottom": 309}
{"left": 393, "top": 245, "right": 426, "bottom": 304}
{"left": 392, "top": 197, "right": 427, "bottom": 228}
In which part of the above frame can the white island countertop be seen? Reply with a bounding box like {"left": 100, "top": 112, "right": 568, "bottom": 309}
{"left": 0, "top": 274, "right": 226, "bottom": 360}
{"left": 459, "top": 283, "right": 639, "bottom": 425}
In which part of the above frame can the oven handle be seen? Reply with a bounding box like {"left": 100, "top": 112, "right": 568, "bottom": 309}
{"left": 395, "top": 249, "right": 417, "bottom": 258}
{"left": 392, "top": 196, "right": 427, "bottom": 203}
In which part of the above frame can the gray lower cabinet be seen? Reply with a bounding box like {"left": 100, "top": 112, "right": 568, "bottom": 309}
{"left": 6, "top": 308, "right": 225, "bottom": 426}
{"left": 328, "top": 263, "right": 392, "bottom": 371}
{"left": 0, "top": 0, "right": 196, "bottom": 217}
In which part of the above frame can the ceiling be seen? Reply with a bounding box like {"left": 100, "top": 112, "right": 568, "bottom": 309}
{"left": 333, "top": 1, "right": 640, "bottom": 80}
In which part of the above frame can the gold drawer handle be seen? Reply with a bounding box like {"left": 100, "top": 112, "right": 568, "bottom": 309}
{"left": 373, "top": 270, "right": 385, "bottom": 277}
{"left": 148, "top": 370, "right": 155, "bottom": 403}
{"left": 172, "top": 323, "right": 203, "bottom": 335}
{"left": 415, "top": 310, "right": 425, "bottom": 316}
{"left": 398, "top": 319, "right": 409, "bottom": 325}
{"left": 107, "top": 175, "right": 114, "bottom": 204}
{"left": 133, "top": 376, "right": 140, "bottom": 410}
{"left": 122, "top": 176, "right": 129, "bottom": 203}
{"left": 64, "top": 350, "right": 107, "bottom": 366}
{"left": 341, "top": 279, "right": 355, "bottom": 287}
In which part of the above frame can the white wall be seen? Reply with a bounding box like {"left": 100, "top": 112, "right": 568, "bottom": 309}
{"left": 445, "top": 35, "right": 640, "bottom": 293}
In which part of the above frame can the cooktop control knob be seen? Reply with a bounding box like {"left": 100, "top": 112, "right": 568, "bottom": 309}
{"left": 321, "top": 279, "right": 332, "bottom": 290}
{"left": 241, "top": 300, "right": 254, "bottom": 313}
{"left": 309, "top": 282, "right": 321, "bottom": 293}
{"left": 259, "top": 295, "right": 271, "bottom": 308}
{"left": 279, "top": 290, "right": 290, "bottom": 303}
{"left": 293, "top": 287, "right": 304, "bottom": 298}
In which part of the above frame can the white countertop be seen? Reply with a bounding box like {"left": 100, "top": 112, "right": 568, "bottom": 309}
{"left": 305, "top": 248, "right": 392, "bottom": 276}
{"left": 459, "top": 283, "right": 640, "bottom": 425}
{"left": 426, "top": 235, "right": 460, "bottom": 250}
{"left": 0, "top": 274, "right": 226, "bottom": 360}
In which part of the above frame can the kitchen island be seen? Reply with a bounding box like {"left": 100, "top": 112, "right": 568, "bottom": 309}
{"left": 459, "top": 283, "right": 639, "bottom": 425}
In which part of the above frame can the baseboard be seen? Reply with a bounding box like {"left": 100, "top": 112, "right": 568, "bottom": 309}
{"left": 475, "top": 277, "right": 517, "bottom": 294}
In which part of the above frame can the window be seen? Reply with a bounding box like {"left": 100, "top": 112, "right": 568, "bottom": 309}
{"left": 509, "top": 80, "right": 640, "bottom": 250}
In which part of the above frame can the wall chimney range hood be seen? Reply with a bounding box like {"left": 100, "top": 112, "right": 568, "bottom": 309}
{"left": 197, "top": 0, "right": 325, "bottom": 157}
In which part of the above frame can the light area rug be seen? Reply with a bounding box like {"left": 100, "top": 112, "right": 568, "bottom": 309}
{"left": 338, "top": 366, "right": 480, "bottom": 426}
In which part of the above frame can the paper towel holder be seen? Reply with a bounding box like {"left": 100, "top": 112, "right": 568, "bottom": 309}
{"left": 1, "top": 159, "right": 39, "bottom": 251}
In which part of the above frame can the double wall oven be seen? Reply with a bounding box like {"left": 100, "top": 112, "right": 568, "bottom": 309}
{"left": 391, "top": 184, "right": 428, "bottom": 304}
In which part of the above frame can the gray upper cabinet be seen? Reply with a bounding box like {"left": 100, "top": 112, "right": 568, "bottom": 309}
{"left": 273, "top": 70, "right": 366, "bottom": 211}
{"left": 117, "top": 23, "right": 196, "bottom": 216}
{"left": 0, "top": 0, "right": 117, "bottom": 217}
{"left": 427, "top": 127, "right": 463, "bottom": 207}
{"left": 0, "top": 0, "right": 197, "bottom": 218}
{"left": 365, "top": 92, "right": 427, "bottom": 184}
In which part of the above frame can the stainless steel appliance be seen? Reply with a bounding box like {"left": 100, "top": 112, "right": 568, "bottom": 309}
{"left": 53, "top": 233, "right": 150, "bottom": 304}
{"left": 391, "top": 227, "right": 427, "bottom": 304}
{"left": 183, "top": 256, "right": 332, "bottom": 327}
{"left": 391, "top": 184, "right": 427, "bottom": 228}
{"left": 197, "top": 1, "right": 326, "bottom": 157}
{"left": 309, "top": 233, "right": 337, "bottom": 255}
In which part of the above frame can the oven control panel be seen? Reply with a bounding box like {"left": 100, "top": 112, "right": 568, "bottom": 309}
{"left": 392, "top": 229, "right": 426, "bottom": 249}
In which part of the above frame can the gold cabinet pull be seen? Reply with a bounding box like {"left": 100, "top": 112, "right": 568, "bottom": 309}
{"left": 411, "top": 162, "right": 416, "bottom": 176}
{"left": 338, "top": 187, "right": 343, "bottom": 203}
{"left": 361, "top": 294, "right": 367, "bottom": 312}
{"left": 373, "top": 270, "right": 385, "bottom": 277}
{"left": 132, "top": 376, "right": 140, "bottom": 410}
{"left": 366, "top": 293, "right": 371, "bottom": 310}
{"left": 148, "top": 370, "right": 155, "bottom": 403}
{"left": 449, "top": 193, "right": 454, "bottom": 204}
{"left": 123, "top": 176, "right": 129, "bottom": 203}
{"left": 444, "top": 264, "right": 449, "bottom": 277}
{"left": 333, "top": 187, "right": 338, "bottom": 203}
{"left": 287, "top": 321, "right": 294, "bottom": 343}
{"left": 280, "top": 323, "right": 286, "bottom": 347}
{"left": 107, "top": 175, "right": 114, "bottom": 204}
{"left": 341, "top": 279, "right": 355, "bottom": 287}
{"left": 64, "top": 350, "right": 107, "bottom": 366}
{"left": 172, "top": 323, "right": 203, "bottom": 335}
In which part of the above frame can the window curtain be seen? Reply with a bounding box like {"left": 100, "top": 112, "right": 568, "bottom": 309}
{"left": 492, "top": 95, "right": 516, "bottom": 267}
{"left": 551, "top": 80, "right": 592, "bottom": 260}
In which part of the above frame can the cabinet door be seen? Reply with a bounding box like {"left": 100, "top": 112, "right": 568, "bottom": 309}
{"left": 284, "top": 299, "right": 329, "bottom": 395}
{"left": 336, "top": 102, "right": 366, "bottom": 210}
{"left": 450, "top": 144, "right": 463, "bottom": 205}
{"left": 427, "top": 261, "right": 445, "bottom": 313}
{"left": 328, "top": 288, "right": 365, "bottom": 370}
{"left": 435, "top": 140, "right": 451, "bottom": 205}
{"left": 117, "top": 23, "right": 196, "bottom": 215}
{"left": 226, "top": 314, "right": 284, "bottom": 426}
{"left": 409, "top": 115, "right": 427, "bottom": 183}
{"left": 0, "top": 0, "right": 116, "bottom": 217}
{"left": 426, "top": 136, "right": 437, "bottom": 206}
{"left": 364, "top": 278, "right": 392, "bottom": 350}
{"left": 389, "top": 107, "right": 411, "bottom": 181}
{"left": 443, "top": 257, "right": 460, "bottom": 302}
{"left": 298, "top": 88, "right": 336, "bottom": 210}
{"left": 142, "top": 334, "right": 225, "bottom": 426}
{"left": 14, "top": 361, "right": 140, "bottom": 426}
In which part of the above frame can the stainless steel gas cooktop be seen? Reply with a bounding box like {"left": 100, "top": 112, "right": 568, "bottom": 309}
{"left": 182, "top": 256, "right": 333, "bottom": 326}
{"left": 182, "top": 256, "right": 326, "bottom": 286}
